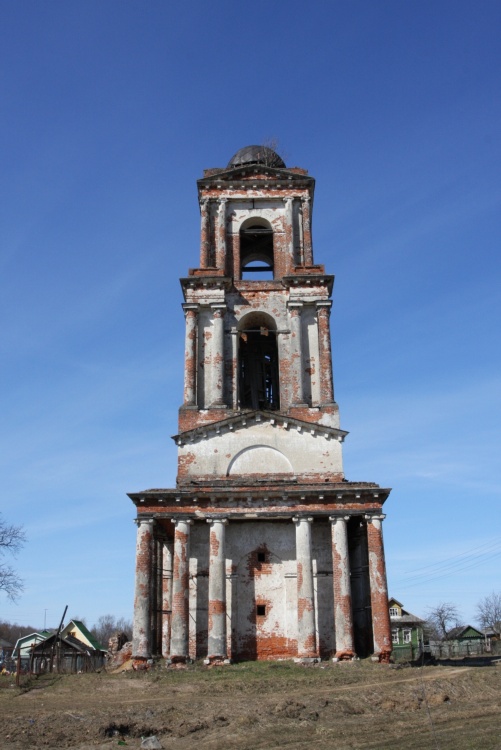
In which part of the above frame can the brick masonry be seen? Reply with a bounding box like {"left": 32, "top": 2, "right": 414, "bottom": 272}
{"left": 130, "top": 146, "right": 393, "bottom": 664}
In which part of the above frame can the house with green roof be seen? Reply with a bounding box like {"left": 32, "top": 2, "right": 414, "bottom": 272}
{"left": 61, "top": 620, "right": 107, "bottom": 653}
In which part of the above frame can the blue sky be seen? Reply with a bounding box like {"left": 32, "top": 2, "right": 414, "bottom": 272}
{"left": 1, "top": 0, "right": 500, "bottom": 632}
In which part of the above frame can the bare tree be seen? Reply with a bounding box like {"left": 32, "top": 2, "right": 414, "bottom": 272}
{"left": 476, "top": 592, "right": 501, "bottom": 633}
{"left": 91, "top": 614, "right": 133, "bottom": 648}
{"left": 0, "top": 515, "right": 26, "bottom": 601}
{"left": 426, "top": 602, "right": 462, "bottom": 641}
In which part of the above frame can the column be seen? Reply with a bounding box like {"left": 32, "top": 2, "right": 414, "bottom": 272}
{"left": 161, "top": 540, "right": 173, "bottom": 659}
{"left": 170, "top": 519, "right": 193, "bottom": 662}
{"left": 288, "top": 303, "right": 304, "bottom": 405}
{"left": 330, "top": 517, "right": 355, "bottom": 660}
{"left": 210, "top": 304, "right": 226, "bottom": 407}
{"left": 132, "top": 518, "right": 154, "bottom": 662}
{"left": 293, "top": 517, "right": 317, "bottom": 660}
{"left": 284, "top": 197, "right": 294, "bottom": 268}
{"left": 301, "top": 196, "right": 313, "bottom": 265}
{"left": 183, "top": 305, "right": 198, "bottom": 407}
{"left": 317, "top": 302, "right": 334, "bottom": 404}
{"left": 366, "top": 515, "right": 392, "bottom": 662}
{"left": 206, "top": 518, "right": 228, "bottom": 662}
{"left": 230, "top": 328, "right": 238, "bottom": 409}
{"left": 200, "top": 198, "right": 210, "bottom": 267}
{"left": 215, "top": 198, "right": 227, "bottom": 271}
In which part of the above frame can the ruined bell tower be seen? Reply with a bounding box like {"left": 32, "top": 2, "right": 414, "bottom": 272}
{"left": 129, "top": 145, "right": 392, "bottom": 665}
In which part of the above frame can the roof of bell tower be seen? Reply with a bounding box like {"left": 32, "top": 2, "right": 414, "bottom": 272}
{"left": 227, "top": 145, "right": 286, "bottom": 169}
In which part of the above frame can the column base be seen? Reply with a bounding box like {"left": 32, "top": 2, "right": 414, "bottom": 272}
{"left": 332, "top": 650, "right": 356, "bottom": 662}
{"left": 132, "top": 657, "right": 152, "bottom": 671}
{"left": 166, "top": 655, "right": 192, "bottom": 666}
{"left": 203, "top": 657, "right": 231, "bottom": 666}
{"left": 371, "top": 650, "right": 392, "bottom": 664}
{"left": 294, "top": 656, "right": 320, "bottom": 664}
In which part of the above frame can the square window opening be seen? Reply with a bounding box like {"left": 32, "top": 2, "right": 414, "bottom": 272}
{"left": 257, "top": 551, "right": 266, "bottom": 563}
{"left": 257, "top": 605, "right": 266, "bottom": 617}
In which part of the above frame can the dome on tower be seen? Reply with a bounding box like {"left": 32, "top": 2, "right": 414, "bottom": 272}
{"left": 227, "top": 145, "right": 286, "bottom": 169}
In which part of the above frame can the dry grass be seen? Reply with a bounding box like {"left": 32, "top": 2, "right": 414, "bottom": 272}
{"left": 0, "top": 660, "right": 500, "bottom": 749}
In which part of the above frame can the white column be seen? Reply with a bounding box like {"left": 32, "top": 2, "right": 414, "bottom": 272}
{"left": 132, "top": 518, "right": 154, "bottom": 662}
{"left": 216, "top": 198, "right": 227, "bottom": 270}
{"left": 210, "top": 304, "right": 226, "bottom": 407}
{"left": 330, "top": 516, "right": 355, "bottom": 660}
{"left": 301, "top": 196, "right": 312, "bottom": 265}
{"left": 161, "top": 540, "right": 173, "bottom": 659}
{"left": 206, "top": 518, "right": 228, "bottom": 662}
{"left": 200, "top": 197, "right": 210, "bottom": 267}
{"left": 183, "top": 305, "right": 198, "bottom": 407}
{"left": 284, "top": 197, "right": 294, "bottom": 267}
{"left": 293, "top": 516, "right": 317, "bottom": 660}
{"left": 288, "top": 303, "right": 304, "bottom": 405}
{"left": 170, "top": 519, "right": 193, "bottom": 662}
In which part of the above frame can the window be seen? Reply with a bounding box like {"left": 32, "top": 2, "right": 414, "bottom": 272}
{"left": 392, "top": 630, "right": 399, "bottom": 644}
{"left": 239, "top": 328, "right": 279, "bottom": 410}
{"left": 257, "top": 551, "right": 266, "bottom": 563}
{"left": 403, "top": 629, "right": 412, "bottom": 644}
{"left": 240, "top": 222, "right": 274, "bottom": 280}
{"left": 257, "top": 605, "right": 266, "bottom": 617}
{"left": 389, "top": 607, "right": 399, "bottom": 617}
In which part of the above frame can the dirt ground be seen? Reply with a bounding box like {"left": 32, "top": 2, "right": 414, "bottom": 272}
{"left": 1, "top": 660, "right": 501, "bottom": 750}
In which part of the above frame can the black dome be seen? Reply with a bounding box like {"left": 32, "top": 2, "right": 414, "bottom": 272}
{"left": 227, "top": 145, "right": 286, "bottom": 169}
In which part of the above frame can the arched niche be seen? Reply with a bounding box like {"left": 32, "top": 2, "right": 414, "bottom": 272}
{"left": 239, "top": 217, "right": 274, "bottom": 280}
{"left": 227, "top": 445, "right": 293, "bottom": 476}
{"left": 238, "top": 312, "right": 280, "bottom": 410}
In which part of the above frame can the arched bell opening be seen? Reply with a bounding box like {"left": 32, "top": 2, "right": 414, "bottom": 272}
{"left": 238, "top": 312, "right": 280, "bottom": 410}
{"left": 239, "top": 218, "right": 274, "bottom": 280}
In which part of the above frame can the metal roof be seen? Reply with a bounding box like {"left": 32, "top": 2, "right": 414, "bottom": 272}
{"left": 227, "top": 145, "right": 286, "bottom": 169}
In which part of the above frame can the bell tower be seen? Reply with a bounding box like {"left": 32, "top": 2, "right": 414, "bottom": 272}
{"left": 129, "top": 146, "right": 393, "bottom": 666}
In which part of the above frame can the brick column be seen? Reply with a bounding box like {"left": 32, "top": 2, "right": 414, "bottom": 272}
{"left": 200, "top": 198, "right": 210, "bottom": 267}
{"left": 317, "top": 301, "right": 334, "bottom": 404}
{"left": 366, "top": 514, "right": 392, "bottom": 662}
{"left": 206, "top": 518, "right": 228, "bottom": 662}
{"left": 293, "top": 517, "right": 318, "bottom": 660}
{"left": 210, "top": 304, "right": 226, "bottom": 407}
{"left": 182, "top": 305, "right": 198, "bottom": 407}
{"left": 288, "top": 303, "right": 304, "bottom": 405}
{"left": 301, "top": 196, "right": 313, "bottom": 265}
{"left": 330, "top": 516, "right": 355, "bottom": 660}
{"left": 170, "top": 519, "right": 193, "bottom": 663}
{"left": 132, "top": 518, "right": 154, "bottom": 663}
{"left": 215, "top": 198, "right": 227, "bottom": 271}
{"left": 161, "top": 539, "right": 173, "bottom": 659}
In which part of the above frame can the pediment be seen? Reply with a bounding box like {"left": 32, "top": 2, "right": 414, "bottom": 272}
{"left": 197, "top": 165, "right": 314, "bottom": 187}
{"left": 173, "top": 410, "right": 347, "bottom": 446}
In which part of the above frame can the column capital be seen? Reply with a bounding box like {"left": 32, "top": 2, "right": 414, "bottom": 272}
{"left": 206, "top": 517, "right": 229, "bottom": 525}
{"left": 135, "top": 517, "right": 154, "bottom": 527}
{"left": 292, "top": 516, "right": 314, "bottom": 525}
{"left": 329, "top": 515, "right": 350, "bottom": 524}
{"left": 316, "top": 300, "right": 332, "bottom": 311}
{"left": 182, "top": 303, "right": 199, "bottom": 312}
{"left": 171, "top": 517, "right": 194, "bottom": 527}
{"left": 365, "top": 514, "right": 386, "bottom": 523}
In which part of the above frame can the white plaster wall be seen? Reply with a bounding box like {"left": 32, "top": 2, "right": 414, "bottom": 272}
{"left": 178, "top": 421, "right": 343, "bottom": 478}
{"left": 187, "top": 520, "right": 336, "bottom": 659}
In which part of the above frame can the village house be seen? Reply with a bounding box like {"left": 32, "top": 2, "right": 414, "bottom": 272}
{"left": 388, "top": 598, "right": 425, "bottom": 661}
{"left": 128, "top": 145, "right": 393, "bottom": 665}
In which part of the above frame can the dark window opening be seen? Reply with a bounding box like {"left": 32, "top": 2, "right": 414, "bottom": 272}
{"left": 239, "top": 329, "right": 279, "bottom": 410}
{"left": 240, "top": 225, "right": 274, "bottom": 280}
{"left": 257, "top": 551, "right": 266, "bottom": 563}
{"left": 257, "top": 605, "right": 266, "bottom": 617}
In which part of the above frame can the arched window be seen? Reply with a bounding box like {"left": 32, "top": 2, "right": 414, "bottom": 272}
{"left": 239, "top": 218, "right": 274, "bottom": 280}
{"left": 238, "top": 312, "right": 279, "bottom": 410}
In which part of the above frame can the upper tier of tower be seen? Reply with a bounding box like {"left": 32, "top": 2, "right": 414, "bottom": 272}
{"left": 190, "top": 146, "right": 326, "bottom": 281}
